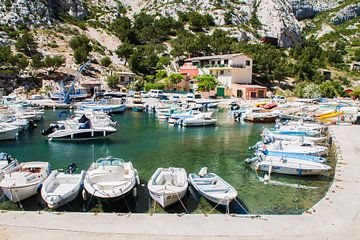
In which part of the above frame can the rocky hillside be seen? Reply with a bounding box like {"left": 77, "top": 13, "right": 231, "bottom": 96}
{"left": 0, "top": 0, "right": 354, "bottom": 47}
{"left": 0, "top": 0, "right": 359, "bottom": 95}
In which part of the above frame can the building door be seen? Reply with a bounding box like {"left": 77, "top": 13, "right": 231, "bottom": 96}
{"left": 216, "top": 86, "right": 225, "bottom": 97}
{"left": 258, "top": 90, "right": 264, "bottom": 98}
{"left": 250, "top": 91, "right": 257, "bottom": 98}
{"left": 237, "top": 89, "right": 243, "bottom": 98}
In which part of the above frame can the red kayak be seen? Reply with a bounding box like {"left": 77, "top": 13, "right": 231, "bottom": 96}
{"left": 261, "top": 102, "right": 277, "bottom": 109}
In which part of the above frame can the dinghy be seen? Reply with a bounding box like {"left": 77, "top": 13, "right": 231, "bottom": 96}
{"left": 180, "top": 113, "right": 217, "bottom": 127}
{"left": 148, "top": 167, "right": 188, "bottom": 208}
{"left": 0, "top": 162, "right": 51, "bottom": 202}
{"left": 189, "top": 167, "right": 237, "bottom": 206}
{"left": 83, "top": 157, "right": 139, "bottom": 201}
{"left": 253, "top": 140, "right": 327, "bottom": 156}
{"left": 263, "top": 129, "right": 326, "bottom": 143}
{"left": 41, "top": 166, "right": 85, "bottom": 209}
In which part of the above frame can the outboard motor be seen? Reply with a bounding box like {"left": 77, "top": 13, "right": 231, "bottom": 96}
{"left": 41, "top": 124, "right": 59, "bottom": 136}
{"left": 78, "top": 114, "right": 89, "bottom": 124}
{"left": 67, "top": 163, "right": 77, "bottom": 174}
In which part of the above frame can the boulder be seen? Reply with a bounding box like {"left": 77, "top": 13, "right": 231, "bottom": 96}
{"left": 331, "top": 4, "right": 360, "bottom": 25}
{"left": 289, "top": 0, "right": 315, "bottom": 20}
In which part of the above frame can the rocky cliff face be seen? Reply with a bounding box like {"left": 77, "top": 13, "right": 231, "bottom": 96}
{"left": 290, "top": 0, "right": 315, "bottom": 20}
{"left": 0, "top": 0, "right": 88, "bottom": 27}
{"left": 256, "top": 0, "right": 301, "bottom": 48}
{"left": 0, "top": 0, "right": 51, "bottom": 27}
{"left": 331, "top": 4, "right": 360, "bottom": 25}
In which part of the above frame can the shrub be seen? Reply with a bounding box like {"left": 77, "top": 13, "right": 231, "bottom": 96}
{"left": 100, "top": 56, "right": 112, "bottom": 67}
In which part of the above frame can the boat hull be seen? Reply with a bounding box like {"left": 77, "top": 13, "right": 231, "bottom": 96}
{"left": 149, "top": 189, "right": 187, "bottom": 208}
{"left": 0, "top": 127, "right": 18, "bottom": 141}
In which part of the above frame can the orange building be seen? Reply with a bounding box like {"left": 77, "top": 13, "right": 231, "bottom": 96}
{"left": 231, "top": 84, "right": 267, "bottom": 100}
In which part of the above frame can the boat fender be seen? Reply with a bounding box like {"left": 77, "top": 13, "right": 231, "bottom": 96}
{"left": 255, "top": 162, "right": 260, "bottom": 171}
{"left": 132, "top": 187, "right": 137, "bottom": 198}
{"left": 37, "top": 183, "right": 43, "bottom": 193}
{"left": 82, "top": 189, "right": 88, "bottom": 201}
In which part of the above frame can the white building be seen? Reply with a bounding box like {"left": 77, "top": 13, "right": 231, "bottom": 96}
{"left": 180, "top": 53, "right": 253, "bottom": 88}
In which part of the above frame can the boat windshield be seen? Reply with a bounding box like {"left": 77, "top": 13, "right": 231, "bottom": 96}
{"left": 96, "top": 157, "right": 125, "bottom": 166}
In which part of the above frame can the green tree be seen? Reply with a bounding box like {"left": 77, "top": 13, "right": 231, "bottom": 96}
{"left": 319, "top": 80, "right": 344, "bottom": 98}
{"left": 302, "top": 83, "right": 321, "bottom": 99}
{"left": 44, "top": 55, "right": 65, "bottom": 73}
{"left": 74, "top": 47, "right": 89, "bottom": 64}
{"left": 106, "top": 75, "right": 119, "bottom": 89}
{"left": 354, "top": 49, "right": 360, "bottom": 61}
{"left": 116, "top": 41, "right": 134, "bottom": 65}
{"left": 196, "top": 74, "right": 218, "bottom": 91}
{"left": 31, "top": 54, "right": 44, "bottom": 69}
{"left": 326, "top": 50, "right": 343, "bottom": 65}
{"left": 100, "top": 56, "right": 112, "bottom": 67}
{"left": 188, "top": 12, "right": 205, "bottom": 32}
{"left": 69, "top": 35, "right": 91, "bottom": 52}
{"left": 156, "top": 56, "right": 171, "bottom": 69}
{"left": 156, "top": 69, "right": 168, "bottom": 80}
{"left": 15, "top": 32, "right": 38, "bottom": 56}
{"left": 167, "top": 73, "right": 184, "bottom": 85}
{"left": 144, "top": 82, "right": 165, "bottom": 91}
{"left": 111, "top": 16, "right": 136, "bottom": 43}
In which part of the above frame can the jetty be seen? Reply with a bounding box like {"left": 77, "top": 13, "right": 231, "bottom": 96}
{"left": 0, "top": 125, "right": 359, "bottom": 239}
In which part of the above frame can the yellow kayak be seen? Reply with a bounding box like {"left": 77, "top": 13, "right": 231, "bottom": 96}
{"left": 317, "top": 111, "right": 344, "bottom": 119}
{"left": 255, "top": 102, "right": 267, "bottom": 107}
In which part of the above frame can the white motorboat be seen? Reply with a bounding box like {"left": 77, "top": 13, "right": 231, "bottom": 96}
{"left": 59, "top": 113, "right": 117, "bottom": 128}
{"left": 189, "top": 167, "right": 237, "bottom": 206}
{"left": 83, "top": 157, "right": 139, "bottom": 201}
{"left": 245, "top": 153, "right": 331, "bottom": 176}
{"left": 263, "top": 128, "right": 327, "bottom": 143}
{"left": 0, "top": 124, "right": 18, "bottom": 140}
{"left": 41, "top": 120, "right": 117, "bottom": 141}
{"left": 148, "top": 167, "right": 188, "bottom": 208}
{"left": 79, "top": 102, "right": 126, "bottom": 114}
{"left": 0, "top": 162, "right": 51, "bottom": 202}
{"left": 254, "top": 140, "right": 327, "bottom": 156}
{"left": 168, "top": 111, "right": 212, "bottom": 124}
{"left": 41, "top": 169, "right": 86, "bottom": 208}
{"left": 180, "top": 113, "right": 217, "bottom": 127}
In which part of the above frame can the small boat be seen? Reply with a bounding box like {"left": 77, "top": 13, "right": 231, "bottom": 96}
{"left": 262, "top": 150, "right": 326, "bottom": 164}
{"left": 147, "top": 167, "right": 188, "bottom": 208}
{"left": 245, "top": 153, "right": 330, "bottom": 176}
{"left": 244, "top": 108, "right": 279, "bottom": 123}
{"left": 180, "top": 113, "right": 217, "bottom": 127}
{"left": 263, "top": 129, "right": 326, "bottom": 143}
{"left": 261, "top": 102, "right": 277, "bottom": 109}
{"left": 189, "top": 167, "right": 237, "bottom": 206}
{"left": 268, "top": 129, "right": 320, "bottom": 137}
{"left": 41, "top": 166, "right": 86, "bottom": 209}
{"left": 83, "top": 156, "right": 139, "bottom": 201}
{"left": 79, "top": 102, "right": 126, "bottom": 114}
{"left": 41, "top": 120, "right": 117, "bottom": 141}
{"left": 0, "top": 124, "right": 18, "bottom": 140}
{"left": 0, "top": 162, "right": 51, "bottom": 202}
{"left": 132, "top": 104, "right": 145, "bottom": 112}
{"left": 253, "top": 140, "right": 327, "bottom": 156}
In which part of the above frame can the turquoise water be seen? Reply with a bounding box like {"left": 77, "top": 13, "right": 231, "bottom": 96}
{"left": 0, "top": 109, "right": 334, "bottom": 214}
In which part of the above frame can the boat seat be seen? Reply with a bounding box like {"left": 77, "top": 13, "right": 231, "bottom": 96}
{"left": 202, "top": 188, "right": 229, "bottom": 193}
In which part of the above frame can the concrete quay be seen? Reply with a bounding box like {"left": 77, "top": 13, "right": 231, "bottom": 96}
{"left": 0, "top": 125, "right": 359, "bottom": 240}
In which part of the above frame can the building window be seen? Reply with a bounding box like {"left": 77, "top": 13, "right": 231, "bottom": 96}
{"left": 246, "top": 60, "right": 251, "bottom": 66}
{"left": 120, "top": 76, "right": 125, "bottom": 82}
{"left": 220, "top": 70, "right": 224, "bottom": 75}
{"left": 218, "top": 60, "right": 221, "bottom": 65}
{"left": 211, "top": 61, "right": 215, "bottom": 65}
{"left": 224, "top": 60, "right": 228, "bottom": 65}
{"left": 210, "top": 70, "right": 213, "bottom": 75}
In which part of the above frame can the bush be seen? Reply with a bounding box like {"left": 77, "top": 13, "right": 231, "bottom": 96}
{"left": 31, "top": 54, "right": 44, "bottom": 69}
{"left": 100, "top": 56, "right": 112, "bottom": 67}
{"left": 69, "top": 35, "right": 91, "bottom": 52}
{"left": 74, "top": 47, "right": 89, "bottom": 64}
{"left": 196, "top": 74, "right": 218, "bottom": 91}
{"left": 44, "top": 55, "right": 65, "bottom": 73}
{"left": 106, "top": 75, "right": 119, "bottom": 89}
{"left": 144, "top": 82, "right": 165, "bottom": 92}
{"left": 302, "top": 83, "right": 321, "bottom": 99}
{"left": 15, "top": 32, "right": 38, "bottom": 56}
